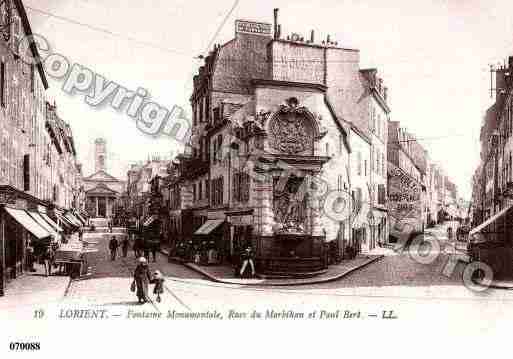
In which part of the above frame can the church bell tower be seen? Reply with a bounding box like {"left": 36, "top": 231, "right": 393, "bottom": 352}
{"left": 94, "top": 138, "right": 107, "bottom": 173}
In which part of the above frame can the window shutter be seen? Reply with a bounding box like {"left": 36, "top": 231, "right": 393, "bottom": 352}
{"left": 23, "top": 154, "right": 30, "bottom": 191}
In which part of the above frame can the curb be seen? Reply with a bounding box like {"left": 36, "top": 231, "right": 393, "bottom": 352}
{"left": 180, "top": 255, "right": 384, "bottom": 287}
{"left": 473, "top": 278, "right": 513, "bottom": 290}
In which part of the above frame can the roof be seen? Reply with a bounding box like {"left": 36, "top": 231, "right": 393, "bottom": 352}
{"left": 83, "top": 170, "right": 121, "bottom": 182}
{"left": 85, "top": 183, "right": 119, "bottom": 195}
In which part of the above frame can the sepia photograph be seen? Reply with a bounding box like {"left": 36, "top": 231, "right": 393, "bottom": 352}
{"left": 0, "top": 0, "right": 511, "bottom": 357}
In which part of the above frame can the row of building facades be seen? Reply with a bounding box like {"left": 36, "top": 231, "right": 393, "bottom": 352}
{"left": 123, "top": 11, "right": 463, "bottom": 275}
{"left": 0, "top": 1, "right": 84, "bottom": 289}
{"left": 470, "top": 56, "right": 513, "bottom": 277}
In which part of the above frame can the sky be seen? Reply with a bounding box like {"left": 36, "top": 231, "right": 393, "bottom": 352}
{"left": 23, "top": 0, "right": 513, "bottom": 199}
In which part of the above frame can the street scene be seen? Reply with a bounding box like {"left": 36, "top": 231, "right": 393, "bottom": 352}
{"left": 2, "top": 3, "right": 513, "bottom": 352}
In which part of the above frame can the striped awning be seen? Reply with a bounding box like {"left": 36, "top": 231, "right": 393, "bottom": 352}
{"left": 194, "top": 219, "right": 224, "bottom": 235}
{"left": 40, "top": 213, "right": 64, "bottom": 232}
{"left": 27, "top": 212, "right": 60, "bottom": 241}
{"left": 5, "top": 207, "right": 51, "bottom": 240}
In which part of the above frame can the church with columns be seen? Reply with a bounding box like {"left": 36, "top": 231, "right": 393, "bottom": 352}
{"left": 82, "top": 138, "right": 125, "bottom": 219}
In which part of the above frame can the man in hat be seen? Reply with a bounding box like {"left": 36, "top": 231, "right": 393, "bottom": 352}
{"left": 109, "top": 236, "right": 119, "bottom": 261}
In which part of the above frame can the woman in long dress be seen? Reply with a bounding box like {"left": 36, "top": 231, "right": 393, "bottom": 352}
{"left": 133, "top": 257, "right": 151, "bottom": 304}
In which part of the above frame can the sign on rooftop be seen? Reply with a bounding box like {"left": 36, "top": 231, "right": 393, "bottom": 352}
{"left": 235, "top": 20, "right": 272, "bottom": 36}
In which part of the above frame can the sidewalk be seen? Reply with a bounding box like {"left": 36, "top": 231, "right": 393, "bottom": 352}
{"left": 161, "top": 248, "right": 383, "bottom": 286}
{"left": 0, "top": 264, "right": 71, "bottom": 310}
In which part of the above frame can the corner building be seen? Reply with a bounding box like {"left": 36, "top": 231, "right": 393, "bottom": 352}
{"left": 181, "top": 12, "right": 387, "bottom": 275}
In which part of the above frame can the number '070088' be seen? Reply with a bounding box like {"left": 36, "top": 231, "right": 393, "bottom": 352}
{"left": 9, "top": 342, "right": 41, "bottom": 351}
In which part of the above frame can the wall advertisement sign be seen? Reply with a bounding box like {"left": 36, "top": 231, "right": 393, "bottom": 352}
{"left": 235, "top": 20, "right": 272, "bottom": 36}
{"left": 387, "top": 163, "right": 422, "bottom": 228}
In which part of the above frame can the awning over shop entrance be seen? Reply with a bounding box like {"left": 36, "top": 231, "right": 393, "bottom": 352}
{"left": 27, "top": 211, "right": 60, "bottom": 240}
{"left": 469, "top": 204, "right": 513, "bottom": 237}
{"left": 194, "top": 219, "right": 224, "bottom": 235}
{"left": 4, "top": 207, "right": 51, "bottom": 240}
{"left": 65, "top": 212, "right": 82, "bottom": 227}
{"left": 40, "top": 213, "right": 63, "bottom": 232}
{"left": 73, "top": 210, "right": 87, "bottom": 225}
{"left": 55, "top": 211, "right": 77, "bottom": 230}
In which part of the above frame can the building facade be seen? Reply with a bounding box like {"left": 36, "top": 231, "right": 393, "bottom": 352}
{"left": 0, "top": 0, "right": 83, "bottom": 294}
{"left": 82, "top": 138, "right": 125, "bottom": 220}
{"left": 165, "top": 11, "right": 398, "bottom": 274}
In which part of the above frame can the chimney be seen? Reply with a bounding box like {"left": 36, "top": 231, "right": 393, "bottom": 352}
{"left": 310, "top": 30, "right": 315, "bottom": 43}
{"left": 273, "top": 8, "right": 279, "bottom": 39}
{"left": 327, "top": 34, "right": 331, "bottom": 44}
{"left": 384, "top": 86, "right": 388, "bottom": 102}
{"left": 277, "top": 24, "right": 282, "bottom": 39}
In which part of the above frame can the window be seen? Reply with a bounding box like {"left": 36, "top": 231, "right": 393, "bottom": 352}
{"left": 212, "top": 177, "right": 224, "bottom": 206}
{"left": 382, "top": 152, "right": 385, "bottom": 175}
{"left": 357, "top": 151, "right": 362, "bottom": 176}
{"left": 198, "top": 97, "right": 203, "bottom": 123}
{"left": 326, "top": 142, "right": 330, "bottom": 156}
{"left": 192, "top": 182, "right": 196, "bottom": 201}
{"left": 233, "top": 172, "right": 250, "bottom": 202}
{"left": 376, "top": 149, "right": 380, "bottom": 175}
{"left": 364, "top": 160, "right": 367, "bottom": 176}
{"left": 198, "top": 181, "right": 202, "bottom": 200}
{"left": 376, "top": 149, "right": 380, "bottom": 174}
{"left": 378, "top": 184, "right": 386, "bottom": 205}
{"left": 1, "top": 61, "right": 4, "bottom": 107}
{"left": 339, "top": 135, "right": 344, "bottom": 154}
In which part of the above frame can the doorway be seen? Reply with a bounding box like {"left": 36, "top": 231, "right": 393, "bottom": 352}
{"left": 98, "top": 197, "right": 106, "bottom": 218}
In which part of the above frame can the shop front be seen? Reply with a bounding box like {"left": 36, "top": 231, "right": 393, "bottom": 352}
{"left": 226, "top": 211, "right": 254, "bottom": 264}
{"left": 0, "top": 186, "right": 54, "bottom": 294}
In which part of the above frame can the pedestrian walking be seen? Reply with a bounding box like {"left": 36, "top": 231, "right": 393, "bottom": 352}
{"left": 143, "top": 245, "right": 150, "bottom": 262}
{"left": 151, "top": 270, "right": 165, "bottom": 303}
{"left": 134, "top": 236, "right": 144, "bottom": 258}
{"left": 239, "top": 246, "right": 256, "bottom": 278}
{"left": 26, "top": 244, "right": 36, "bottom": 272}
{"left": 109, "top": 236, "right": 119, "bottom": 261}
{"left": 132, "top": 257, "right": 151, "bottom": 304}
{"left": 41, "top": 246, "right": 53, "bottom": 276}
{"left": 121, "top": 236, "right": 129, "bottom": 258}
{"left": 150, "top": 240, "right": 159, "bottom": 263}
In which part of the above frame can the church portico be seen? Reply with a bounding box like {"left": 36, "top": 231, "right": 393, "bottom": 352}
{"left": 82, "top": 138, "right": 126, "bottom": 222}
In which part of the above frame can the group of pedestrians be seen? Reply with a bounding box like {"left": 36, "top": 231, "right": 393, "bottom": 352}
{"left": 108, "top": 235, "right": 130, "bottom": 261}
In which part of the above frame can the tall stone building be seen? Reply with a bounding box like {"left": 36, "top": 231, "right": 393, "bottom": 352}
{"left": 167, "top": 10, "right": 393, "bottom": 275}
{"left": 0, "top": 0, "right": 83, "bottom": 293}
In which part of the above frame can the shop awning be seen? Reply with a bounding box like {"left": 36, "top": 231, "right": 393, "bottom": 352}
{"left": 194, "top": 219, "right": 224, "bottom": 235}
{"left": 65, "top": 212, "right": 82, "bottom": 227}
{"left": 56, "top": 212, "right": 77, "bottom": 229}
{"left": 40, "top": 213, "right": 64, "bottom": 232}
{"left": 4, "top": 207, "right": 51, "bottom": 240}
{"left": 469, "top": 204, "right": 513, "bottom": 237}
{"left": 73, "top": 211, "right": 87, "bottom": 225}
{"left": 27, "top": 211, "right": 60, "bottom": 239}
{"left": 143, "top": 215, "right": 157, "bottom": 227}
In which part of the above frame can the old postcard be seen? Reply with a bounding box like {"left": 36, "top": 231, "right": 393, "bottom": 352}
{"left": 0, "top": 0, "right": 510, "bottom": 357}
